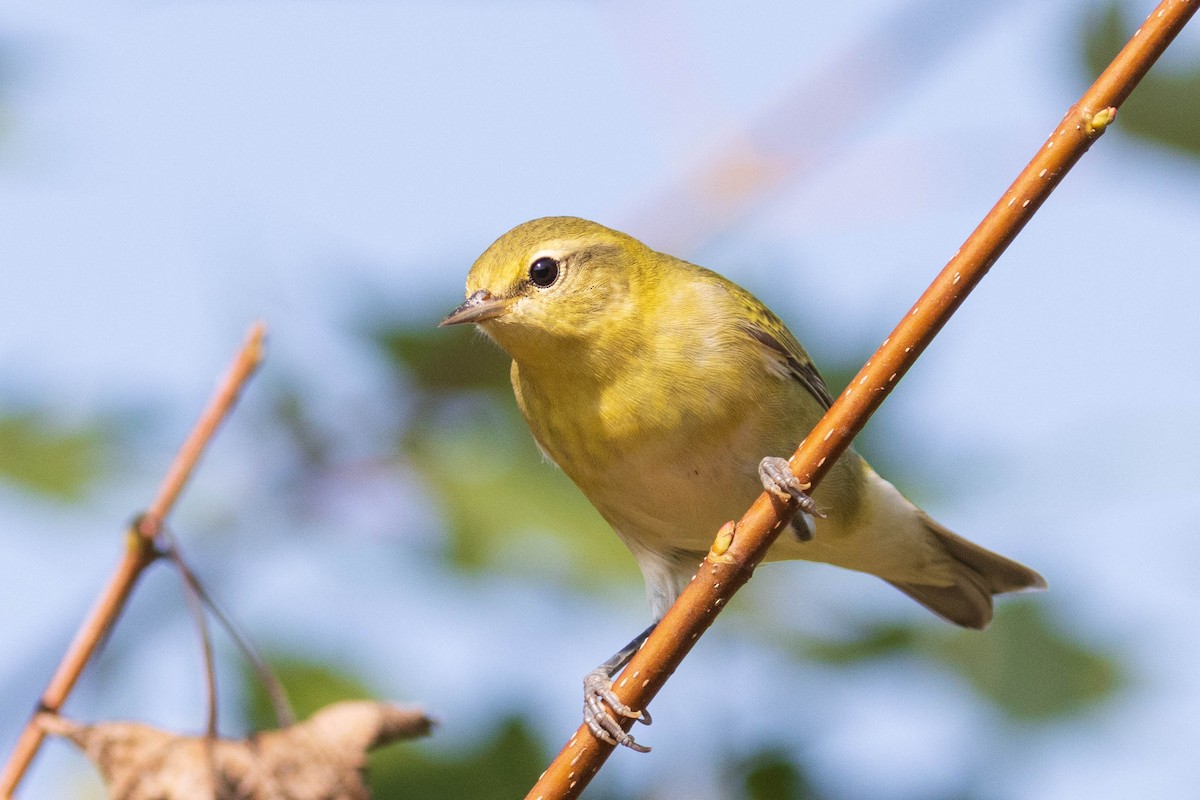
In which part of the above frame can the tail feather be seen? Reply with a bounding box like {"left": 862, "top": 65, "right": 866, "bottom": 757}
{"left": 887, "top": 511, "right": 1046, "bottom": 630}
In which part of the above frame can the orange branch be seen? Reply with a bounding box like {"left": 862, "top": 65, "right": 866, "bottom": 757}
{"left": 526, "top": 1, "right": 1196, "bottom": 797}
{"left": 0, "top": 322, "right": 266, "bottom": 799}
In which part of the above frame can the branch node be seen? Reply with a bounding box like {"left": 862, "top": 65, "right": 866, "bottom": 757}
{"left": 124, "top": 518, "right": 161, "bottom": 562}
{"left": 132, "top": 512, "right": 162, "bottom": 543}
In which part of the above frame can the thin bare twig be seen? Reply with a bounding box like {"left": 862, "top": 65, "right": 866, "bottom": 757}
{"left": 161, "top": 537, "right": 296, "bottom": 728}
{"left": 0, "top": 323, "right": 267, "bottom": 799}
{"left": 159, "top": 530, "right": 221, "bottom": 739}
{"left": 527, "top": 1, "right": 1197, "bottom": 797}
{"left": 139, "top": 323, "right": 267, "bottom": 537}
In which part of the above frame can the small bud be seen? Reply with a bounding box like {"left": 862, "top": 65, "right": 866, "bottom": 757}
{"left": 1086, "top": 106, "right": 1117, "bottom": 135}
{"left": 708, "top": 521, "right": 737, "bottom": 561}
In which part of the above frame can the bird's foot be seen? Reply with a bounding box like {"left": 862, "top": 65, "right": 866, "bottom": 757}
{"left": 583, "top": 667, "right": 651, "bottom": 753}
{"left": 759, "top": 456, "right": 824, "bottom": 518}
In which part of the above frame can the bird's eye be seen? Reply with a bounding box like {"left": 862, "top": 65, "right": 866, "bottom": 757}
{"left": 528, "top": 256, "right": 560, "bottom": 287}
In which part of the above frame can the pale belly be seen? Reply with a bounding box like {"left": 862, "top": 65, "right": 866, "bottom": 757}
{"left": 575, "top": 435, "right": 766, "bottom": 558}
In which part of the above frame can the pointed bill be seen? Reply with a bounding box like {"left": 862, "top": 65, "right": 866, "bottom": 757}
{"left": 440, "top": 290, "right": 511, "bottom": 326}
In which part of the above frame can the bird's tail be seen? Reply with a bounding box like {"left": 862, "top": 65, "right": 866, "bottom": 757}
{"left": 885, "top": 511, "right": 1047, "bottom": 630}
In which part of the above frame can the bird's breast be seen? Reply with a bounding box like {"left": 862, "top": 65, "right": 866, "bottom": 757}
{"left": 515, "top": 361, "right": 771, "bottom": 553}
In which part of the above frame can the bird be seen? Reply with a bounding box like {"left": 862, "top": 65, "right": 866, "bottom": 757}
{"left": 441, "top": 216, "right": 1045, "bottom": 751}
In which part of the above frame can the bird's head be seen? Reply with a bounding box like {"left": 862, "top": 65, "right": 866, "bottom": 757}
{"left": 441, "top": 217, "right": 656, "bottom": 364}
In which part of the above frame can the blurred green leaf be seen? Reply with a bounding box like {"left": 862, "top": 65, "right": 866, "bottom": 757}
{"left": 931, "top": 600, "right": 1123, "bottom": 721}
{"left": 732, "top": 748, "right": 820, "bottom": 800}
{"left": 244, "top": 653, "right": 374, "bottom": 730}
{"left": 0, "top": 411, "right": 109, "bottom": 500}
{"left": 368, "top": 715, "right": 549, "bottom": 800}
{"left": 795, "top": 622, "right": 921, "bottom": 666}
{"left": 372, "top": 323, "right": 511, "bottom": 393}
{"left": 786, "top": 601, "right": 1122, "bottom": 722}
{"left": 1082, "top": 2, "right": 1200, "bottom": 157}
{"left": 406, "top": 397, "right": 636, "bottom": 587}
{"left": 360, "top": 321, "right": 637, "bottom": 587}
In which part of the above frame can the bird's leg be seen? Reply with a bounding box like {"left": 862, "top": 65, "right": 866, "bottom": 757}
{"left": 583, "top": 622, "right": 656, "bottom": 752}
{"left": 759, "top": 456, "right": 825, "bottom": 520}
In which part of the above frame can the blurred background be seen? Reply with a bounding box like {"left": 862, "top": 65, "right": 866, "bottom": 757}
{"left": 2, "top": 1, "right": 1199, "bottom": 797}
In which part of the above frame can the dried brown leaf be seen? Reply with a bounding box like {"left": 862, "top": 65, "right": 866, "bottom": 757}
{"left": 39, "top": 700, "right": 434, "bottom": 800}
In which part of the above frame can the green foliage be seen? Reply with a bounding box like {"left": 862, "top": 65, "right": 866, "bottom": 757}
{"left": 374, "top": 323, "right": 511, "bottom": 393}
{"left": 732, "top": 748, "right": 820, "bottom": 800}
{"left": 244, "top": 653, "right": 374, "bottom": 730}
{"left": 933, "top": 600, "right": 1123, "bottom": 721}
{"left": 370, "top": 323, "right": 637, "bottom": 586}
{"left": 404, "top": 401, "right": 633, "bottom": 581}
{"left": 794, "top": 601, "right": 1123, "bottom": 722}
{"left": 798, "top": 622, "right": 921, "bottom": 665}
{"left": 368, "top": 715, "right": 549, "bottom": 800}
{"left": 0, "top": 410, "right": 109, "bottom": 500}
{"left": 1083, "top": 2, "right": 1200, "bottom": 157}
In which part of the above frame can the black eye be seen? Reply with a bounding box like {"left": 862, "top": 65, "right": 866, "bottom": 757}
{"left": 529, "top": 256, "right": 560, "bottom": 287}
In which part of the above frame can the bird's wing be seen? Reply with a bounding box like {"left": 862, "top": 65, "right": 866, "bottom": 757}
{"left": 735, "top": 300, "right": 834, "bottom": 410}
{"left": 684, "top": 261, "right": 836, "bottom": 411}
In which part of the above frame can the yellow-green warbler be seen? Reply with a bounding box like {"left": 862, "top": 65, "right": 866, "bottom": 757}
{"left": 442, "top": 217, "right": 1045, "bottom": 751}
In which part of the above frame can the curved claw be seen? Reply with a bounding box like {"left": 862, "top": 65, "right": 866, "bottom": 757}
{"left": 583, "top": 668, "right": 652, "bottom": 753}
{"left": 759, "top": 456, "right": 825, "bottom": 518}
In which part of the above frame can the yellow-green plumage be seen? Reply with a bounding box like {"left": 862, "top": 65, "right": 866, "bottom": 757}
{"left": 445, "top": 216, "right": 1044, "bottom": 626}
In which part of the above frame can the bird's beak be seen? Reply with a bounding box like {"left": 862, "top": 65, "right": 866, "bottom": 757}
{"left": 440, "top": 289, "right": 511, "bottom": 327}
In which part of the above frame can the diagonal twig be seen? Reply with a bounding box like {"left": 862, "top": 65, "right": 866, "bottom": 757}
{"left": 161, "top": 528, "right": 221, "bottom": 739}
{"left": 0, "top": 322, "right": 266, "bottom": 799}
{"left": 526, "top": 1, "right": 1196, "bottom": 797}
{"left": 160, "top": 534, "right": 296, "bottom": 729}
